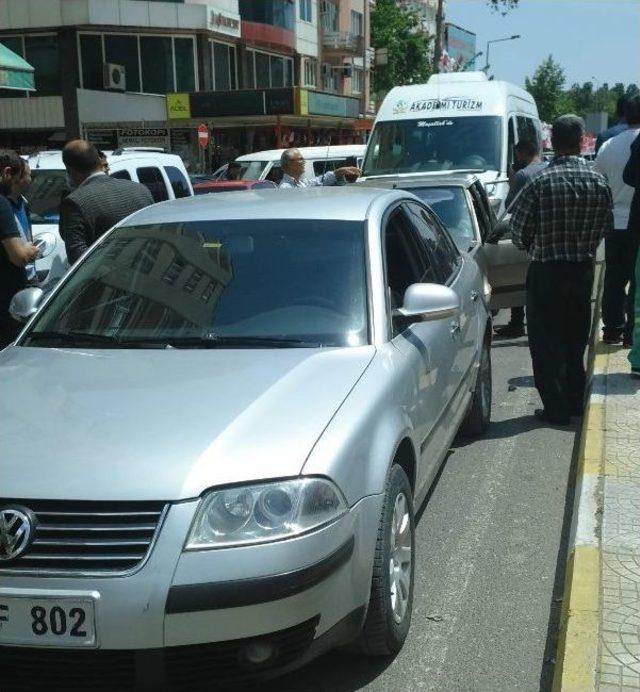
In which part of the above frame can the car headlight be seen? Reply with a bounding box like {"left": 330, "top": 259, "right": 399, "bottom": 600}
{"left": 185, "top": 478, "right": 348, "bottom": 549}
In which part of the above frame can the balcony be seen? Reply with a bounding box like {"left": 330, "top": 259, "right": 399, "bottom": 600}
{"left": 322, "top": 31, "right": 364, "bottom": 55}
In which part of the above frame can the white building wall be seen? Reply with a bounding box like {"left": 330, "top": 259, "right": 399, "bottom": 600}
{"left": 295, "top": 0, "right": 319, "bottom": 58}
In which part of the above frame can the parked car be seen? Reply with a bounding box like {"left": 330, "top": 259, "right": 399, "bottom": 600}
{"left": 193, "top": 179, "right": 277, "bottom": 195}
{"left": 360, "top": 174, "right": 529, "bottom": 310}
{"left": 25, "top": 148, "right": 193, "bottom": 286}
{"left": 1, "top": 187, "right": 491, "bottom": 689}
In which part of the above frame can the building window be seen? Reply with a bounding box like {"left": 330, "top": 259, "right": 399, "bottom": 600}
{"left": 0, "top": 33, "right": 61, "bottom": 97}
{"left": 350, "top": 10, "right": 364, "bottom": 36}
{"left": 239, "top": 0, "right": 295, "bottom": 31}
{"left": 247, "top": 49, "right": 293, "bottom": 89}
{"left": 322, "top": 63, "right": 338, "bottom": 92}
{"left": 78, "top": 32, "right": 197, "bottom": 94}
{"left": 321, "top": 1, "right": 337, "bottom": 32}
{"left": 299, "top": 0, "right": 313, "bottom": 22}
{"left": 352, "top": 67, "right": 364, "bottom": 94}
{"left": 104, "top": 34, "right": 140, "bottom": 92}
{"left": 302, "top": 58, "right": 317, "bottom": 87}
{"left": 211, "top": 41, "right": 237, "bottom": 91}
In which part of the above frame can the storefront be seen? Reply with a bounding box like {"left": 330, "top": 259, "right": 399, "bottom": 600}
{"left": 164, "top": 87, "right": 372, "bottom": 170}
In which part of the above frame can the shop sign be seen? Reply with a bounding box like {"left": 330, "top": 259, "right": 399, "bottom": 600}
{"left": 86, "top": 129, "right": 118, "bottom": 150}
{"left": 167, "top": 93, "right": 192, "bottom": 120}
{"left": 191, "top": 90, "right": 265, "bottom": 117}
{"left": 307, "top": 91, "right": 360, "bottom": 118}
{"left": 118, "top": 128, "right": 170, "bottom": 150}
{"left": 265, "top": 88, "right": 294, "bottom": 115}
{"left": 295, "top": 87, "right": 309, "bottom": 116}
{"left": 208, "top": 7, "right": 241, "bottom": 37}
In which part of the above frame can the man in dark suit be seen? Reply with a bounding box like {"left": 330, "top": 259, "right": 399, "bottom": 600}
{"left": 60, "top": 140, "right": 154, "bottom": 264}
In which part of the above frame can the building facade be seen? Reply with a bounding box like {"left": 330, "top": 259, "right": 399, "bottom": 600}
{"left": 0, "top": 0, "right": 376, "bottom": 171}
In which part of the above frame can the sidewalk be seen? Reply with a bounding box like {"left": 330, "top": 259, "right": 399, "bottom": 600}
{"left": 554, "top": 338, "right": 640, "bottom": 690}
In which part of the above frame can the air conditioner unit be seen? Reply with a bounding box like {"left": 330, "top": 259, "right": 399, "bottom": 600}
{"left": 103, "top": 63, "right": 126, "bottom": 91}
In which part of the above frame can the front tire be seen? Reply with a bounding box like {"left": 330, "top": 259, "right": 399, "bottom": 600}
{"left": 358, "top": 464, "right": 415, "bottom": 656}
{"left": 460, "top": 336, "right": 492, "bottom": 436}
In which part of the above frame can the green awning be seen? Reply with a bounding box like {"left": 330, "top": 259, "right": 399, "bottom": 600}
{"left": 0, "top": 42, "right": 35, "bottom": 91}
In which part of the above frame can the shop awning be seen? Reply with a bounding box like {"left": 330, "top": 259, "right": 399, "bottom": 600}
{"left": 0, "top": 42, "right": 35, "bottom": 91}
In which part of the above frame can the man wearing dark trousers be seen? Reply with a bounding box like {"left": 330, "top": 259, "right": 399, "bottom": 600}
{"left": 510, "top": 115, "right": 613, "bottom": 425}
{"left": 595, "top": 96, "right": 640, "bottom": 346}
{"left": 60, "top": 140, "right": 153, "bottom": 264}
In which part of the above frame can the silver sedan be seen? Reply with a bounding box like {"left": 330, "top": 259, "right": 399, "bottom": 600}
{"left": 0, "top": 187, "right": 492, "bottom": 688}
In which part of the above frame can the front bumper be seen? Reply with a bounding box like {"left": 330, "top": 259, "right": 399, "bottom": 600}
{"left": 0, "top": 493, "right": 382, "bottom": 688}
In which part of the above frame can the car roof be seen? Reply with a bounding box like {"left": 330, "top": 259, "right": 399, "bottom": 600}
{"left": 236, "top": 144, "right": 366, "bottom": 162}
{"left": 122, "top": 187, "right": 408, "bottom": 226}
{"left": 359, "top": 173, "right": 478, "bottom": 189}
{"left": 27, "top": 149, "right": 184, "bottom": 170}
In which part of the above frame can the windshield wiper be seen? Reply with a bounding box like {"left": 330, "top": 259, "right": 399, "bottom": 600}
{"left": 25, "top": 330, "right": 164, "bottom": 348}
{"left": 164, "top": 335, "right": 324, "bottom": 349}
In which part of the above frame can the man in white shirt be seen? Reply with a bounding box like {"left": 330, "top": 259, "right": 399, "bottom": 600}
{"left": 278, "top": 148, "right": 360, "bottom": 188}
{"left": 594, "top": 96, "right": 640, "bottom": 345}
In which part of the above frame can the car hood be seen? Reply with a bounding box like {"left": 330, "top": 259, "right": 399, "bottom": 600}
{"left": 0, "top": 346, "right": 375, "bottom": 501}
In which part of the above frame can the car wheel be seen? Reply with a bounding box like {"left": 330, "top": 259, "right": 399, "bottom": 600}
{"left": 358, "top": 464, "right": 415, "bottom": 656}
{"left": 460, "top": 336, "right": 492, "bottom": 436}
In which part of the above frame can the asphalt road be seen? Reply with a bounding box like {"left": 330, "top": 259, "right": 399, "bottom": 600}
{"left": 268, "top": 316, "right": 581, "bottom": 692}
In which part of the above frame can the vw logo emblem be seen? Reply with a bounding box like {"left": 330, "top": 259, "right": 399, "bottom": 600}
{"left": 0, "top": 506, "right": 34, "bottom": 561}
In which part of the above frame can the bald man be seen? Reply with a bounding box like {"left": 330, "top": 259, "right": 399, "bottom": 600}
{"left": 279, "top": 148, "right": 361, "bottom": 188}
{"left": 60, "top": 140, "right": 153, "bottom": 263}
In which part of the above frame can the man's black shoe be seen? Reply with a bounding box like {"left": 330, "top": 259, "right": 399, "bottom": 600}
{"left": 534, "top": 408, "right": 570, "bottom": 426}
{"left": 494, "top": 323, "right": 525, "bottom": 338}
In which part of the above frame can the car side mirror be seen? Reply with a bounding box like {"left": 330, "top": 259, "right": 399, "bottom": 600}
{"left": 392, "top": 283, "right": 459, "bottom": 326}
{"left": 486, "top": 215, "right": 511, "bottom": 244}
{"left": 9, "top": 287, "right": 45, "bottom": 323}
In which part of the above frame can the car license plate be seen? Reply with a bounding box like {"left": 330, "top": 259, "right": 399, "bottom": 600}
{"left": 0, "top": 595, "right": 96, "bottom": 647}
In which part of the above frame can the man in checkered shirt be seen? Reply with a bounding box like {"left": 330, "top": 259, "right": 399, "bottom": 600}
{"left": 510, "top": 115, "right": 614, "bottom": 425}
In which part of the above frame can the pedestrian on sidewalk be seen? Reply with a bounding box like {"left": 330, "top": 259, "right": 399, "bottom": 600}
{"left": 595, "top": 95, "right": 629, "bottom": 154}
{"left": 0, "top": 150, "right": 39, "bottom": 348}
{"left": 495, "top": 138, "right": 547, "bottom": 339}
{"left": 510, "top": 115, "right": 614, "bottom": 425}
{"left": 623, "top": 112, "right": 640, "bottom": 377}
{"left": 594, "top": 95, "right": 640, "bottom": 346}
{"left": 60, "top": 140, "right": 153, "bottom": 264}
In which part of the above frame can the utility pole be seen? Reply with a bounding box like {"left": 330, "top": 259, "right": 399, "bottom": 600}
{"left": 432, "top": 0, "right": 445, "bottom": 73}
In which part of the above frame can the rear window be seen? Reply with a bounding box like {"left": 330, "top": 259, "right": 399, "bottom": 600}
{"left": 27, "top": 169, "right": 67, "bottom": 224}
{"left": 110, "top": 169, "right": 131, "bottom": 180}
{"left": 164, "top": 165, "right": 191, "bottom": 199}
{"left": 137, "top": 167, "right": 169, "bottom": 203}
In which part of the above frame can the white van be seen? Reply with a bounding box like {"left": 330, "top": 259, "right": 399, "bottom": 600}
{"left": 360, "top": 72, "right": 541, "bottom": 213}
{"left": 26, "top": 148, "right": 193, "bottom": 285}
{"left": 213, "top": 144, "right": 366, "bottom": 185}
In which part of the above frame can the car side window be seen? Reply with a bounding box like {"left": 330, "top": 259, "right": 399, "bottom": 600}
{"left": 264, "top": 165, "right": 283, "bottom": 185}
{"left": 137, "top": 167, "right": 169, "bottom": 203}
{"left": 110, "top": 169, "right": 131, "bottom": 180}
{"left": 404, "top": 202, "right": 460, "bottom": 284}
{"left": 508, "top": 116, "right": 517, "bottom": 171}
{"left": 383, "top": 208, "right": 432, "bottom": 313}
{"left": 164, "top": 166, "right": 191, "bottom": 199}
{"left": 517, "top": 115, "right": 539, "bottom": 148}
{"left": 313, "top": 158, "right": 345, "bottom": 176}
{"left": 469, "top": 182, "right": 493, "bottom": 241}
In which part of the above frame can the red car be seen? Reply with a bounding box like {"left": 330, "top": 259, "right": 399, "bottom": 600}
{"left": 193, "top": 180, "right": 277, "bottom": 195}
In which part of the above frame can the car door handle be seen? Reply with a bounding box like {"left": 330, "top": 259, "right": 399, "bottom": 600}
{"left": 450, "top": 321, "right": 461, "bottom": 337}
{"left": 470, "top": 290, "right": 479, "bottom": 302}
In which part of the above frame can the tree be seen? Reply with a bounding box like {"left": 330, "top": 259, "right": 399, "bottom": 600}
{"left": 525, "top": 55, "right": 566, "bottom": 122}
{"left": 370, "top": 0, "right": 432, "bottom": 96}
{"left": 487, "top": 0, "right": 520, "bottom": 12}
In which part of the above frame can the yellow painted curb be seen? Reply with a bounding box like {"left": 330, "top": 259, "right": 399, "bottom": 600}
{"left": 552, "top": 264, "right": 606, "bottom": 692}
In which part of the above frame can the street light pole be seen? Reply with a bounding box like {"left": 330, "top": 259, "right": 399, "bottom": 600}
{"left": 483, "top": 34, "right": 521, "bottom": 74}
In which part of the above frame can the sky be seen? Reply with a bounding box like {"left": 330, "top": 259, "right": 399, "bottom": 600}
{"left": 445, "top": 0, "right": 640, "bottom": 89}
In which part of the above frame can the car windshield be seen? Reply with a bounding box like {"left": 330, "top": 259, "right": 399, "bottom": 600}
{"left": 25, "top": 219, "right": 369, "bottom": 349}
{"left": 237, "top": 160, "right": 269, "bottom": 180}
{"left": 408, "top": 186, "right": 475, "bottom": 250}
{"left": 362, "top": 116, "right": 502, "bottom": 176}
{"left": 27, "top": 169, "right": 67, "bottom": 224}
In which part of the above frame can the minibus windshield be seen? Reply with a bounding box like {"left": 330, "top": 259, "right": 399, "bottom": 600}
{"left": 362, "top": 116, "right": 502, "bottom": 176}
